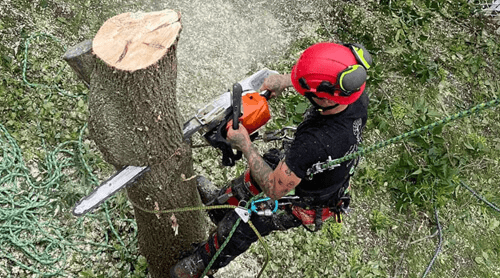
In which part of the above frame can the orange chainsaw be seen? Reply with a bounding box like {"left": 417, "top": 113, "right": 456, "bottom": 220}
{"left": 183, "top": 68, "right": 277, "bottom": 166}
{"left": 73, "top": 69, "right": 277, "bottom": 216}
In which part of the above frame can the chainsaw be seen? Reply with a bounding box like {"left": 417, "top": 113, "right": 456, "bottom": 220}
{"left": 72, "top": 69, "right": 278, "bottom": 216}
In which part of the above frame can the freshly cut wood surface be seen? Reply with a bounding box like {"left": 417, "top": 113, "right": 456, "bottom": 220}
{"left": 93, "top": 9, "right": 181, "bottom": 72}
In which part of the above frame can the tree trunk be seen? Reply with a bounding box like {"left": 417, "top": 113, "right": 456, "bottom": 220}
{"left": 88, "top": 10, "right": 206, "bottom": 277}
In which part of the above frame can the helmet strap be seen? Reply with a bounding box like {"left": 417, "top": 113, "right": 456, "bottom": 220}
{"left": 305, "top": 93, "right": 340, "bottom": 113}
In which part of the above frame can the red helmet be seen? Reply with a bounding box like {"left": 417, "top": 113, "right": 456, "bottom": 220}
{"left": 291, "top": 42, "right": 371, "bottom": 105}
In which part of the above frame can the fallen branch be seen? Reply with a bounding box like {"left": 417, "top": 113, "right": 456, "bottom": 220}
{"left": 62, "top": 39, "right": 94, "bottom": 88}
{"left": 410, "top": 230, "right": 439, "bottom": 245}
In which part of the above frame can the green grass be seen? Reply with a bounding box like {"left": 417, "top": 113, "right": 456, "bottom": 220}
{"left": 1, "top": 0, "right": 499, "bottom": 277}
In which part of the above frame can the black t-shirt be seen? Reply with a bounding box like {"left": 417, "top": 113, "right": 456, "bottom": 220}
{"left": 285, "top": 92, "right": 368, "bottom": 193}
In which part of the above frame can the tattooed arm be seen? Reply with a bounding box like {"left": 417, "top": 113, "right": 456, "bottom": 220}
{"left": 259, "top": 73, "right": 293, "bottom": 99}
{"left": 226, "top": 121, "right": 301, "bottom": 200}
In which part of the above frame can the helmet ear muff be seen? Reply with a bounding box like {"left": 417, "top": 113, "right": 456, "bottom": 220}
{"left": 335, "top": 43, "right": 372, "bottom": 96}
{"left": 346, "top": 43, "right": 373, "bottom": 70}
{"left": 338, "top": 64, "right": 367, "bottom": 96}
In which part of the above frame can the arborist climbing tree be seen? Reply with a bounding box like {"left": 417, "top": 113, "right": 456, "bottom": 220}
{"left": 88, "top": 10, "right": 206, "bottom": 278}
{"left": 170, "top": 42, "right": 374, "bottom": 278}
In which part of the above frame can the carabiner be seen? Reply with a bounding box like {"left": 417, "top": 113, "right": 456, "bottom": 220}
{"left": 250, "top": 197, "right": 278, "bottom": 214}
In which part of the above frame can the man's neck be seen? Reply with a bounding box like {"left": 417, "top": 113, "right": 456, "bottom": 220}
{"left": 319, "top": 104, "right": 348, "bottom": 115}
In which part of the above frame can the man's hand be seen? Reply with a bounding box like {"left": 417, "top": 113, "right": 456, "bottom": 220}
{"left": 259, "top": 73, "right": 293, "bottom": 99}
{"left": 226, "top": 120, "right": 302, "bottom": 200}
{"left": 226, "top": 120, "right": 251, "bottom": 152}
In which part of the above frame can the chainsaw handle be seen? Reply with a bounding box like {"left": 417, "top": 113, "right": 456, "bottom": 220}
{"left": 204, "top": 121, "right": 242, "bottom": 167}
{"left": 232, "top": 83, "right": 243, "bottom": 130}
{"left": 260, "top": 90, "right": 272, "bottom": 100}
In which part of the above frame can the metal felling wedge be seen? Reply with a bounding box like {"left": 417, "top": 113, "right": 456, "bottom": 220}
{"left": 72, "top": 166, "right": 150, "bottom": 217}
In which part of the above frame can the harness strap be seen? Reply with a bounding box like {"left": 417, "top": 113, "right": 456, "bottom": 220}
{"left": 314, "top": 207, "right": 324, "bottom": 231}
{"left": 291, "top": 182, "right": 351, "bottom": 232}
{"left": 224, "top": 170, "right": 261, "bottom": 206}
{"left": 210, "top": 164, "right": 351, "bottom": 232}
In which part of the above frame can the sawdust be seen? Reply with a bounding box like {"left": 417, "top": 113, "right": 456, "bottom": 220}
{"left": 143, "top": 0, "right": 331, "bottom": 122}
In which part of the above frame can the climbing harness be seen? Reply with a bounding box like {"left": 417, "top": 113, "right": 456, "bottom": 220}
{"left": 207, "top": 169, "right": 262, "bottom": 208}
{"left": 291, "top": 182, "right": 352, "bottom": 231}
{"left": 305, "top": 156, "right": 341, "bottom": 179}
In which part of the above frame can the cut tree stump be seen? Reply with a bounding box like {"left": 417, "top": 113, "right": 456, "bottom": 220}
{"left": 88, "top": 10, "right": 206, "bottom": 278}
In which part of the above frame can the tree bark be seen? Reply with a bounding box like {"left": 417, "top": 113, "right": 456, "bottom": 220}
{"left": 88, "top": 10, "right": 206, "bottom": 277}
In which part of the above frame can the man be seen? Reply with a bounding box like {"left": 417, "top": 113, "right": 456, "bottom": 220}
{"left": 171, "top": 42, "right": 372, "bottom": 278}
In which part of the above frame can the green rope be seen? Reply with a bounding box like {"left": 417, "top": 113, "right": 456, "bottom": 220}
{"left": 1, "top": 123, "right": 70, "bottom": 277}
{"left": 130, "top": 201, "right": 238, "bottom": 214}
{"left": 202, "top": 193, "right": 266, "bottom": 278}
{"left": 0, "top": 123, "right": 127, "bottom": 277}
{"left": 309, "top": 98, "right": 500, "bottom": 179}
{"left": 247, "top": 220, "right": 271, "bottom": 278}
{"left": 3, "top": 33, "right": 131, "bottom": 276}
{"left": 201, "top": 218, "right": 269, "bottom": 278}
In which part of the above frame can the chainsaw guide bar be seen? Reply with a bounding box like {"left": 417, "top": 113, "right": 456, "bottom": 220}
{"left": 72, "top": 166, "right": 150, "bottom": 216}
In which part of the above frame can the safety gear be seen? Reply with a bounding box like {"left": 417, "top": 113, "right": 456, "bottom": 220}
{"left": 291, "top": 42, "right": 372, "bottom": 106}
{"left": 215, "top": 170, "right": 261, "bottom": 207}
